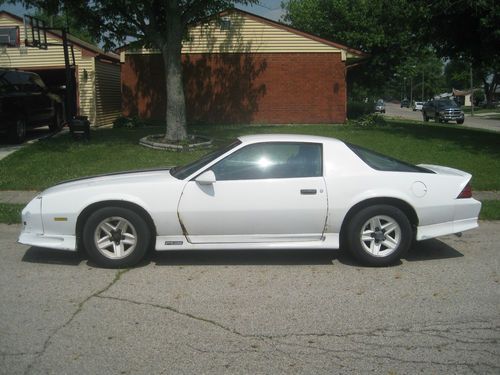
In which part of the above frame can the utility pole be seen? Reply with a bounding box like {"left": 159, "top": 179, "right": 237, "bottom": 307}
{"left": 470, "top": 65, "right": 474, "bottom": 117}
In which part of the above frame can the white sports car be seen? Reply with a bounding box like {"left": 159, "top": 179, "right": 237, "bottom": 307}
{"left": 19, "top": 134, "right": 481, "bottom": 267}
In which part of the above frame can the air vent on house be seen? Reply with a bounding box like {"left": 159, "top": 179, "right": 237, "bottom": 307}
{"left": 220, "top": 17, "right": 231, "bottom": 30}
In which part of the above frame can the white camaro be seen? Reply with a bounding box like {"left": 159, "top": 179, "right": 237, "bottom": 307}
{"left": 19, "top": 134, "right": 481, "bottom": 267}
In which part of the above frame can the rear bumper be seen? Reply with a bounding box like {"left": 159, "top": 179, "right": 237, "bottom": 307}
{"left": 417, "top": 198, "right": 481, "bottom": 240}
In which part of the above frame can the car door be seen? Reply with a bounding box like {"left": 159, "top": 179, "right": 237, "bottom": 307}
{"left": 177, "top": 142, "right": 328, "bottom": 244}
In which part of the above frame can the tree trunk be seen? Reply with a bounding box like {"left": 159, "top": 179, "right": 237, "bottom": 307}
{"left": 162, "top": 0, "right": 187, "bottom": 141}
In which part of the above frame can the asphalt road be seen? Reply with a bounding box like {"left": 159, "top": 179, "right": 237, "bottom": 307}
{"left": 1, "top": 222, "right": 499, "bottom": 374}
{"left": 384, "top": 102, "right": 500, "bottom": 132}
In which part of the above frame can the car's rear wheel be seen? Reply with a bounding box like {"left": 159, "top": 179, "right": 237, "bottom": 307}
{"left": 8, "top": 119, "right": 27, "bottom": 144}
{"left": 83, "top": 206, "right": 151, "bottom": 268}
{"left": 346, "top": 205, "right": 412, "bottom": 266}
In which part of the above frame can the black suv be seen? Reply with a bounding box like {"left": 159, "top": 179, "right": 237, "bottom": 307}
{"left": 0, "top": 69, "right": 64, "bottom": 143}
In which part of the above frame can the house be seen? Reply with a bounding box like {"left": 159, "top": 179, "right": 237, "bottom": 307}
{"left": 0, "top": 10, "right": 121, "bottom": 127}
{"left": 120, "top": 9, "right": 366, "bottom": 125}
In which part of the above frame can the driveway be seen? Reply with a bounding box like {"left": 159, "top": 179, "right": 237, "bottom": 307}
{"left": 0, "top": 127, "right": 53, "bottom": 161}
{"left": 1, "top": 222, "right": 499, "bottom": 374}
{"left": 385, "top": 102, "right": 500, "bottom": 132}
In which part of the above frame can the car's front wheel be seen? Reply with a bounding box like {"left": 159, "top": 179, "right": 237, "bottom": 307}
{"left": 457, "top": 119, "right": 464, "bottom": 124}
{"left": 83, "top": 206, "right": 151, "bottom": 268}
{"left": 423, "top": 112, "right": 429, "bottom": 122}
{"left": 346, "top": 205, "right": 412, "bottom": 266}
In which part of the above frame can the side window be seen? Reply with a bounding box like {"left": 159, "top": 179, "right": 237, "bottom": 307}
{"left": 211, "top": 142, "right": 322, "bottom": 181}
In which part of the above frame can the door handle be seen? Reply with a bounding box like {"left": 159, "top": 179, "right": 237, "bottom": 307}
{"left": 300, "top": 189, "right": 317, "bottom": 195}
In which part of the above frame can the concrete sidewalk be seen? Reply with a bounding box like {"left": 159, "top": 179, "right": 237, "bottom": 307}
{"left": 1, "top": 189, "right": 499, "bottom": 205}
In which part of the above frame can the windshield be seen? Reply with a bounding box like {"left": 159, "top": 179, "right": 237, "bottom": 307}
{"left": 170, "top": 140, "right": 242, "bottom": 179}
{"left": 437, "top": 99, "right": 458, "bottom": 109}
{"left": 376, "top": 99, "right": 384, "bottom": 105}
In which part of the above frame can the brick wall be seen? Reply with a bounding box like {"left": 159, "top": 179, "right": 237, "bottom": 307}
{"left": 121, "top": 52, "right": 347, "bottom": 124}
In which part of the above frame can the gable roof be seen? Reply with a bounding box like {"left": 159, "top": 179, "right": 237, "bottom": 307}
{"left": 120, "top": 8, "right": 367, "bottom": 61}
{"left": 0, "top": 10, "right": 119, "bottom": 62}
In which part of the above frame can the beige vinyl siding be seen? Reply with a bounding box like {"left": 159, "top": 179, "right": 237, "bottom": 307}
{"left": 123, "top": 12, "right": 357, "bottom": 60}
{"left": 0, "top": 15, "right": 84, "bottom": 68}
{"left": 94, "top": 59, "right": 121, "bottom": 127}
{"left": 183, "top": 13, "right": 344, "bottom": 54}
{"left": 78, "top": 57, "right": 96, "bottom": 125}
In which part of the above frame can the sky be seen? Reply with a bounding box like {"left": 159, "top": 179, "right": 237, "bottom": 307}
{"left": 0, "top": 1, "right": 286, "bottom": 22}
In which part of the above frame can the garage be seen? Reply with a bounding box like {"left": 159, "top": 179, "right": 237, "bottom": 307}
{"left": 0, "top": 10, "right": 121, "bottom": 127}
{"left": 120, "top": 9, "right": 366, "bottom": 125}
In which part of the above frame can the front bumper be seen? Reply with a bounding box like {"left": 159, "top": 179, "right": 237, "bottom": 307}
{"left": 18, "top": 232, "right": 77, "bottom": 251}
{"left": 18, "top": 195, "right": 77, "bottom": 251}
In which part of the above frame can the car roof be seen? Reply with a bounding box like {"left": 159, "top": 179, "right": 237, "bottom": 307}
{"left": 237, "top": 134, "right": 345, "bottom": 145}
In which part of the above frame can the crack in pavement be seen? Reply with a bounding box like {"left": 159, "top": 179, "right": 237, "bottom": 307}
{"left": 93, "top": 294, "right": 499, "bottom": 372}
{"left": 23, "top": 268, "right": 130, "bottom": 375}
{"left": 96, "top": 294, "right": 244, "bottom": 337}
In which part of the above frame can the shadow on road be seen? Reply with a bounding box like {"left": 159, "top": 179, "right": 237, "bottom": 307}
{"left": 21, "top": 238, "right": 463, "bottom": 268}
{"left": 22, "top": 246, "right": 86, "bottom": 266}
{"left": 405, "top": 238, "right": 463, "bottom": 261}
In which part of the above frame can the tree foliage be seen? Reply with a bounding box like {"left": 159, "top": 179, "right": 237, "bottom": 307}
{"left": 284, "top": 0, "right": 428, "bottom": 97}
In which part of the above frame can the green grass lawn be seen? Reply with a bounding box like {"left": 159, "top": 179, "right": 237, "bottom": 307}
{"left": 0, "top": 203, "right": 24, "bottom": 224}
{"left": 0, "top": 119, "right": 499, "bottom": 191}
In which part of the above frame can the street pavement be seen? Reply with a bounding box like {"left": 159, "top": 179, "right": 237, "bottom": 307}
{"left": 1, "top": 222, "right": 499, "bottom": 374}
{"left": 384, "top": 102, "right": 500, "bottom": 132}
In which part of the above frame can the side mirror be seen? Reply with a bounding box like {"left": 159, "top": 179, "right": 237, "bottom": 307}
{"left": 195, "top": 170, "right": 216, "bottom": 185}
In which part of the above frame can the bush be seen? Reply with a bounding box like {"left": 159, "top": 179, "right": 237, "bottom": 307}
{"left": 113, "top": 116, "right": 146, "bottom": 129}
{"left": 347, "top": 101, "right": 373, "bottom": 119}
{"left": 350, "top": 113, "right": 387, "bottom": 128}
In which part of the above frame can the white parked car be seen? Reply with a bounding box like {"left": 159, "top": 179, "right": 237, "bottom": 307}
{"left": 413, "top": 101, "right": 424, "bottom": 111}
{"left": 19, "top": 134, "right": 481, "bottom": 267}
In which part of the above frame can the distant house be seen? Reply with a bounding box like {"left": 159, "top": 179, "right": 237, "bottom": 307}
{"left": 120, "top": 9, "right": 366, "bottom": 125}
{"left": 0, "top": 10, "right": 121, "bottom": 126}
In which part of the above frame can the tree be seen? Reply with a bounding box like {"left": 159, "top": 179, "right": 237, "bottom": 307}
{"left": 283, "top": 0, "right": 429, "bottom": 98}
{"left": 419, "top": 0, "right": 500, "bottom": 105}
{"left": 4, "top": 0, "right": 257, "bottom": 141}
{"left": 31, "top": 8, "right": 96, "bottom": 44}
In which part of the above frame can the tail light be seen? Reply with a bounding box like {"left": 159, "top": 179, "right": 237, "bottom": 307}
{"left": 457, "top": 182, "right": 472, "bottom": 199}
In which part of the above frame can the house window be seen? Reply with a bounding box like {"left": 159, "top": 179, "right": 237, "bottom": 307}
{"left": 0, "top": 27, "right": 20, "bottom": 47}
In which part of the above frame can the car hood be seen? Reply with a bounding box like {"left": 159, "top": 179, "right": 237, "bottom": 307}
{"left": 41, "top": 168, "right": 174, "bottom": 196}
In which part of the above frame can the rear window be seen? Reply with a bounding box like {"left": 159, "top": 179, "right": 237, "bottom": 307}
{"left": 347, "top": 143, "right": 434, "bottom": 173}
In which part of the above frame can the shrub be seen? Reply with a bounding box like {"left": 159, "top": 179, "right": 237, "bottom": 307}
{"left": 113, "top": 116, "right": 146, "bottom": 129}
{"left": 347, "top": 101, "right": 373, "bottom": 119}
{"left": 350, "top": 113, "right": 387, "bottom": 128}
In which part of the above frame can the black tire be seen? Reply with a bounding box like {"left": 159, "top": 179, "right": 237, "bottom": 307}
{"left": 345, "top": 205, "right": 412, "bottom": 266}
{"left": 457, "top": 119, "right": 464, "bottom": 124}
{"left": 7, "top": 119, "right": 27, "bottom": 144}
{"left": 435, "top": 114, "right": 441, "bottom": 123}
{"left": 423, "top": 112, "right": 429, "bottom": 122}
{"left": 82, "top": 206, "right": 151, "bottom": 268}
{"left": 49, "top": 107, "right": 64, "bottom": 132}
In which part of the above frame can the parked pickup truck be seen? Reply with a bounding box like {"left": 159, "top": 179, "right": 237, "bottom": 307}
{"left": 0, "top": 69, "right": 63, "bottom": 143}
{"left": 422, "top": 99, "right": 464, "bottom": 124}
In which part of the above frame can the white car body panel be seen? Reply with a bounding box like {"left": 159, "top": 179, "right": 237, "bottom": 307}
{"left": 18, "top": 134, "right": 481, "bottom": 254}
{"left": 178, "top": 177, "right": 328, "bottom": 243}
